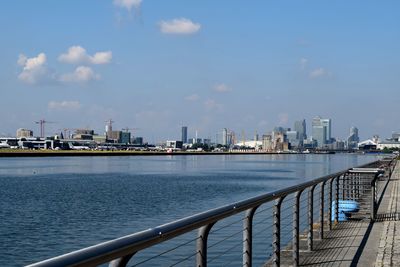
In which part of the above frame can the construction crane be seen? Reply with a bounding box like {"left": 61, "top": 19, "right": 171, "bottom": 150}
{"left": 35, "top": 119, "right": 56, "bottom": 138}
{"left": 122, "top": 127, "right": 140, "bottom": 136}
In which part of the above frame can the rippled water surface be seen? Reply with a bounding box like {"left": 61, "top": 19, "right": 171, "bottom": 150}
{"left": 0, "top": 154, "right": 380, "bottom": 266}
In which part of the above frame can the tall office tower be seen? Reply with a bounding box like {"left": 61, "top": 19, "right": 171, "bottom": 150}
{"left": 312, "top": 116, "right": 332, "bottom": 147}
{"left": 321, "top": 118, "right": 332, "bottom": 142}
{"left": 312, "top": 116, "right": 324, "bottom": 147}
{"left": 347, "top": 126, "right": 360, "bottom": 149}
{"left": 222, "top": 128, "right": 228, "bottom": 146}
{"left": 181, "top": 126, "right": 188, "bottom": 143}
{"left": 294, "top": 119, "right": 307, "bottom": 141}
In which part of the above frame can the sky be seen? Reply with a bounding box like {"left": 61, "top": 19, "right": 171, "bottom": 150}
{"left": 0, "top": 1, "right": 399, "bottom": 143}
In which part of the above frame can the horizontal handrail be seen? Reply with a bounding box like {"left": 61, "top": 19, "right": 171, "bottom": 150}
{"left": 28, "top": 157, "right": 395, "bottom": 267}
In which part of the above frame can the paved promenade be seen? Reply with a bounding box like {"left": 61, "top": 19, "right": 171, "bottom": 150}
{"left": 375, "top": 162, "right": 400, "bottom": 267}
{"left": 278, "top": 160, "right": 400, "bottom": 267}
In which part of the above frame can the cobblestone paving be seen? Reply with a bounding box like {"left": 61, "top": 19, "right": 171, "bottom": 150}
{"left": 375, "top": 162, "right": 400, "bottom": 267}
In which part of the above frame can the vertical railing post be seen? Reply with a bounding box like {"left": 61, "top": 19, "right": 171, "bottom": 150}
{"left": 197, "top": 223, "right": 215, "bottom": 267}
{"left": 335, "top": 176, "right": 340, "bottom": 223}
{"left": 319, "top": 181, "right": 325, "bottom": 240}
{"left": 308, "top": 185, "right": 316, "bottom": 251}
{"left": 370, "top": 173, "right": 378, "bottom": 221}
{"left": 273, "top": 197, "right": 284, "bottom": 267}
{"left": 243, "top": 206, "right": 258, "bottom": 267}
{"left": 328, "top": 178, "right": 333, "bottom": 230}
{"left": 342, "top": 174, "right": 346, "bottom": 200}
{"left": 292, "top": 191, "right": 302, "bottom": 267}
{"left": 109, "top": 253, "right": 136, "bottom": 267}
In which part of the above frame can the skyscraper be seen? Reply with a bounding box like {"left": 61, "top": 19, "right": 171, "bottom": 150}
{"left": 181, "top": 126, "right": 188, "bottom": 143}
{"left": 312, "top": 116, "right": 331, "bottom": 147}
{"left": 347, "top": 126, "right": 359, "bottom": 149}
{"left": 222, "top": 128, "right": 228, "bottom": 146}
{"left": 294, "top": 119, "right": 307, "bottom": 141}
{"left": 321, "top": 118, "right": 332, "bottom": 142}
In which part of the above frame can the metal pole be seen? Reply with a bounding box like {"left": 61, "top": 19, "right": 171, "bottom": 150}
{"left": 293, "top": 191, "right": 302, "bottom": 267}
{"left": 273, "top": 197, "right": 284, "bottom": 267}
{"left": 319, "top": 182, "right": 325, "bottom": 240}
{"left": 243, "top": 207, "right": 258, "bottom": 267}
{"left": 308, "top": 185, "right": 316, "bottom": 251}
{"left": 335, "top": 176, "right": 340, "bottom": 223}
{"left": 109, "top": 254, "right": 135, "bottom": 267}
{"left": 197, "top": 223, "right": 215, "bottom": 267}
{"left": 370, "top": 177, "right": 376, "bottom": 221}
{"left": 328, "top": 178, "right": 333, "bottom": 230}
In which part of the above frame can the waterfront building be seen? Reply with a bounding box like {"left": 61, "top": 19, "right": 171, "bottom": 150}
{"left": 166, "top": 140, "right": 183, "bottom": 149}
{"left": 391, "top": 132, "right": 400, "bottom": 142}
{"left": 262, "top": 134, "right": 273, "bottom": 151}
{"left": 222, "top": 128, "right": 228, "bottom": 146}
{"left": 321, "top": 119, "right": 332, "bottom": 142}
{"left": 312, "top": 116, "right": 331, "bottom": 147}
{"left": 120, "top": 132, "right": 131, "bottom": 144}
{"left": 72, "top": 129, "right": 95, "bottom": 140}
{"left": 132, "top": 137, "right": 143, "bottom": 145}
{"left": 181, "top": 126, "right": 188, "bottom": 143}
{"left": 294, "top": 119, "right": 307, "bottom": 141}
{"left": 107, "top": 130, "right": 122, "bottom": 143}
{"left": 16, "top": 128, "right": 33, "bottom": 138}
{"left": 347, "top": 127, "right": 360, "bottom": 149}
{"left": 93, "top": 135, "right": 107, "bottom": 144}
{"left": 286, "top": 130, "right": 300, "bottom": 148}
{"left": 377, "top": 140, "right": 400, "bottom": 150}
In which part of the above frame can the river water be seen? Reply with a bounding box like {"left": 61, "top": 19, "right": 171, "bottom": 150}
{"left": 0, "top": 154, "right": 380, "bottom": 266}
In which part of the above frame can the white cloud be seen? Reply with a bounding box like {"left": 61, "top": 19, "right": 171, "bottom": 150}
{"left": 214, "top": 83, "right": 231, "bottom": 93}
{"left": 309, "top": 68, "right": 331, "bottom": 79}
{"left": 159, "top": 18, "right": 201, "bottom": 35}
{"left": 60, "top": 66, "right": 100, "bottom": 82}
{"left": 113, "top": 0, "right": 142, "bottom": 11}
{"left": 300, "top": 58, "right": 308, "bottom": 70}
{"left": 185, "top": 94, "right": 199, "bottom": 101}
{"left": 58, "top": 46, "right": 112, "bottom": 65}
{"left": 48, "top": 101, "right": 81, "bottom": 110}
{"left": 17, "top": 53, "right": 49, "bottom": 84}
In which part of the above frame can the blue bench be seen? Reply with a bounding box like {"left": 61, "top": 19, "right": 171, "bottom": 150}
{"left": 331, "top": 200, "right": 360, "bottom": 221}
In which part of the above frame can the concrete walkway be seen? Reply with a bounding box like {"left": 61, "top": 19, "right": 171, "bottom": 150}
{"left": 280, "top": 161, "right": 400, "bottom": 267}
{"left": 375, "top": 163, "right": 400, "bottom": 267}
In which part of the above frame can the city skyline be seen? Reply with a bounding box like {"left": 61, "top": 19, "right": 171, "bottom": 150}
{"left": 1, "top": 1, "right": 399, "bottom": 141}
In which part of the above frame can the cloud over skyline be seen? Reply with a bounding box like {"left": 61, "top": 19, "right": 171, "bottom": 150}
{"left": 17, "top": 53, "right": 50, "bottom": 84}
{"left": 59, "top": 66, "right": 100, "bottom": 83}
{"left": 58, "top": 46, "right": 112, "bottom": 65}
{"left": 159, "top": 18, "right": 201, "bottom": 35}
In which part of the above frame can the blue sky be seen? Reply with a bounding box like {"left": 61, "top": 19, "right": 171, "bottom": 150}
{"left": 0, "top": 1, "right": 399, "bottom": 142}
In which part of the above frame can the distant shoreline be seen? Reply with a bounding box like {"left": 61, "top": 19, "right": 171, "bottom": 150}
{"left": 0, "top": 150, "right": 307, "bottom": 158}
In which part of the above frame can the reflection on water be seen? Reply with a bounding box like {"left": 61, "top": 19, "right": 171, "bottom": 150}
{"left": 0, "top": 154, "right": 379, "bottom": 266}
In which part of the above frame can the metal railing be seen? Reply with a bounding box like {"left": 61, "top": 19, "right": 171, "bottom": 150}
{"left": 28, "top": 158, "right": 397, "bottom": 267}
